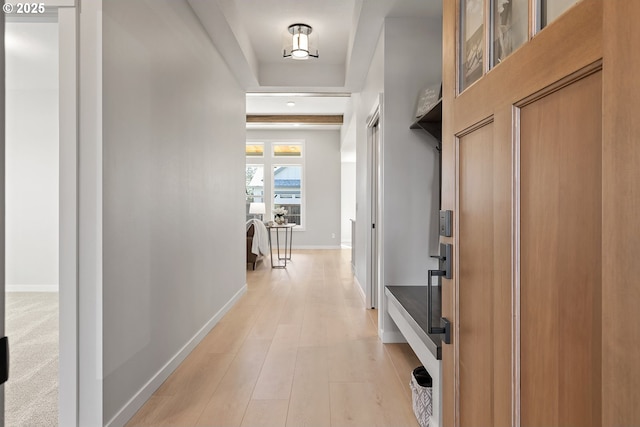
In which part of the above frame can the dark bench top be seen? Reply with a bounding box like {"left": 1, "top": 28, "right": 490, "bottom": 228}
{"left": 385, "top": 285, "right": 443, "bottom": 360}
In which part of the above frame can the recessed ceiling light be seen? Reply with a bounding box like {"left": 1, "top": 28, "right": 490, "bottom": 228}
{"left": 286, "top": 101, "right": 296, "bottom": 107}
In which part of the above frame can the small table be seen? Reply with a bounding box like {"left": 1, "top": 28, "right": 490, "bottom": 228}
{"left": 266, "top": 223, "right": 295, "bottom": 268}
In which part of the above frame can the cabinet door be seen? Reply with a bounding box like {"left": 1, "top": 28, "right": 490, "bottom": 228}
{"left": 441, "top": 0, "right": 603, "bottom": 425}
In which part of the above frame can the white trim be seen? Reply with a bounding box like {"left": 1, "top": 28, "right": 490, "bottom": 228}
{"left": 0, "top": 12, "right": 4, "bottom": 418}
{"left": 78, "top": 2, "right": 103, "bottom": 423}
{"left": 292, "top": 245, "right": 341, "bottom": 250}
{"left": 354, "top": 275, "right": 366, "bottom": 303}
{"left": 381, "top": 330, "right": 406, "bottom": 343}
{"left": 105, "top": 284, "right": 248, "bottom": 427}
{"left": 375, "top": 94, "right": 385, "bottom": 331}
{"left": 58, "top": 6, "right": 79, "bottom": 426}
{"left": 42, "top": 0, "right": 75, "bottom": 6}
{"left": 366, "top": 96, "right": 382, "bottom": 310}
{"left": 6, "top": 284, "right": 59, "bottom": 292}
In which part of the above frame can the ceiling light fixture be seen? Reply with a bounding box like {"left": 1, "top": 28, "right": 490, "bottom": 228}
{"left": 283, "top": 24, "right": 318, "bottom": 60}
{"left": 286, "top": 101, "right": 296, "bottom": 107}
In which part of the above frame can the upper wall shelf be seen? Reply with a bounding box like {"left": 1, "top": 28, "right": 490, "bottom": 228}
{"left": 410, "top": 98, "right": 442, "bottom": 141}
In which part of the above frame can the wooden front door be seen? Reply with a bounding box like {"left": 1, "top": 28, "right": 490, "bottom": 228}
{"left": 441, "top": 0, "right": 604, "bottom": 425}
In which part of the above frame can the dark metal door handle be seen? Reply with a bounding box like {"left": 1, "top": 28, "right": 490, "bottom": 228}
{"left": 0, "top": 336, "right": 9, "bottom": 384}
{"left": 427, "top": 242, "right": 453, "bottom": 344}
{"left": 427, "top": 269, "right": 451, "bottom": 344}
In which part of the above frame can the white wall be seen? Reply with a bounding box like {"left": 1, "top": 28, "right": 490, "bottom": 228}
{"left": 5, "top": 22, "right": 59, "bottom": 291}
{"left": 341, "top": 162, "right": 356, "bottom": 245}
{"left": 382, "top": 17, "right": 442, "bottom": 286}
{"left": 102, "top": 1, "right": 246, "bottom": 423}
{"left": 377, "top": 16, "right": 442, "bottom": 341}
{"left": 349, "top": 16, "right": 442, "bottom": 334}
{"left": 340, "top": 112, "right": 356, "bottom": 247}
{"left": 353, "top": 27, "right": 384, "bottom": 296}
{"left": 246, "top": 129, "right": 342, "bottom": 248}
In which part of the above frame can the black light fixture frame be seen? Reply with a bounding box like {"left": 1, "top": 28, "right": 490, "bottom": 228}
{"left": 283, "top": 23, "right": 319, "bottom": 59}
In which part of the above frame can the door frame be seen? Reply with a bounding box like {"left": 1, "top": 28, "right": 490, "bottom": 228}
{"left": 2, "top": 5, "right": 79, "bottom": 425}
{"left": 1, "top": 14, "right": 6, "bottom": 427}
{"left": 365, "top": 97, "right": 382, "bottom": 310}
{"left": 57, "top": 5, "right": 79, "bottom": 426}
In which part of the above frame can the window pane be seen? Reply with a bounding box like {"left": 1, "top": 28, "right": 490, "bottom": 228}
{"left": 540, "top": 0, "right": 578, "bottom": 29}
{"left": 246, "top": 143, "right": 264, "bottom": 157}
{"left": 492, "top": 0, "right": 528, "bottom": 66}
{"left": 246, "top": 165, "right": 264, "bottom": 221}
{"left": 273, "top": 165, "right": 302, "bottom": 226}
{"left": 273, "top": 143, "right": 302, "bottom": 157}
{"left": 460, "top": 0, "right": 484, "bottom": 92}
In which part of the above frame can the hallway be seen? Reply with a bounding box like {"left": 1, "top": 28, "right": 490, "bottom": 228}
{"left": 127, "top": 249, "right": 420, "bottom": 426}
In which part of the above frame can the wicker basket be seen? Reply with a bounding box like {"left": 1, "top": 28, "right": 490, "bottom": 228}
{"left": 410, "top": 366, "right": 432, "bottom": 427}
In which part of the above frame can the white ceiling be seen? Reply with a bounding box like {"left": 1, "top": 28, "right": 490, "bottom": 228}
{"left": 246, "top": 93, "right": 350, "bottom": 115}
{"left": 189, "top": 0, "right": 442, "bottom": 93}
{"left": 188, "top": 0, "right": 442, "bottom": 129}
{"left": 246, "top": 93, "right": 349, "bottom": 130}
{"left": 188, "top": 0, "right": 442, "bottom": 132}
{"left": 236, "top": 0, "right": 355, "bottom": 67}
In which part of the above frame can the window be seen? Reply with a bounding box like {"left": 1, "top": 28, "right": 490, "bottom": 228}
{"left": 272, "top": 143, "right": 302, "bottom": 157}
{"left": 273, "top": 165, "right": 302, "bottom": 225}
{"left": 491, "top": 0, "right": 528, "bottom": 67}
{"left": 539, "top": 0, "right": 579, "bottom": 29}
{"left": 245, "top": 143, "right": 264, "bottom": 157}
{"left": 246, "top": 141, "right": 305, "bottom": 227}
{"left": 245, "top": 165, "right": 264, "bottom": 221}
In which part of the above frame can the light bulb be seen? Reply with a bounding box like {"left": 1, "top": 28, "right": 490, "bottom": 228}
{"left": 292, "top": 32, "right": 309, "bottom": 59}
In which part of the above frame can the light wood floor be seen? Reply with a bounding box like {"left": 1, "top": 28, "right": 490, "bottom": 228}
{"left": 127, "top": 249, "right": 420, "bottom": 427}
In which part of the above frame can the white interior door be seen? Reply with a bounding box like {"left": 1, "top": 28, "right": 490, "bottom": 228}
{"left": 3, "top": 5, "right": 78, "bottom": 426}
{"left": 366, "top": 107, "right": 381, "bottom": 309}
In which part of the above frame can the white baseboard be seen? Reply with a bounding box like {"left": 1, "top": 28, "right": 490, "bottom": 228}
{"left": 6, "top": 284, "right": 59, "bottom": 292}
{"left": 381, "top": 330, "right": 407, "bottom": 344}
{"left": 354, "top": 276, "right": 366, "bottom": 303}
{"left": 105, "top": 283, "right": 248, "bottom": 427}
{"left": 292, "top": 245, "right": 342, "bottom": 250}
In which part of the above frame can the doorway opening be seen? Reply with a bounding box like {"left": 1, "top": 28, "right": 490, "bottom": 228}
{"left": 5, "top": 15, "right": 60, "bottom": 425}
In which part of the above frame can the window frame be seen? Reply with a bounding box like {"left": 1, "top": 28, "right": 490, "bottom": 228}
{"left": 245, "top": 139, "right": 306, "bottom": 230}
{"left": 271, "top": 142, "right": 303, "bottom": 158}
{"left": 245, "top": 164, "right": 265, "bottom": 220}
{"left": 272, "top": 163, "right": 304, "bottom": 228}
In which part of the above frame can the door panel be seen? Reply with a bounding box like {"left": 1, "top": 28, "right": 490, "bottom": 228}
{"left": 458, "top": 123, "right": 495, "bottom": 427}
{"left": 519, "top": 71, "right": 602, "bottom": 427}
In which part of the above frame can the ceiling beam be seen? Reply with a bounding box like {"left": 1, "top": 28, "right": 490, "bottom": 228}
{"left": 246, "top": 115, "right": 344, "bottom": 125}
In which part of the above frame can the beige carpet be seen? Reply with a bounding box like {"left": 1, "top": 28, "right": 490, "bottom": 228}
{"left": 5, "top": 292, "right": 58, "bottom": 427}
